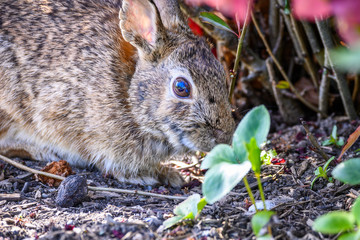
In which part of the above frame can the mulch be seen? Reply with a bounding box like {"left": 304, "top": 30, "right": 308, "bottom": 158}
{"left": 1, "top": 116, "right": 360, "bottom": 240}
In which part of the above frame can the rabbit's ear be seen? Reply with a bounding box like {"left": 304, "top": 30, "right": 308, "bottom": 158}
{"left": 119, "top": 0, "right": 165, "bottom": 56}
{"left": 152, "top": 0, "right": 191, "bottom": 34}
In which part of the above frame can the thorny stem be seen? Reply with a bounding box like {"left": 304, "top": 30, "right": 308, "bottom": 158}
{"left": 315, "top": 19, "right": 357, "bottom": 120}
{"left": 251, "top": 11, "right": 326, "bottom": 117}
{"left": 256, "top": 174, "right": 267, "bottom": 210}
{"left": 0, "top": 154, "right": 187, "bottom": 200}
{"left": 243, "top": 176, "right": 258, "bottom": 212}
{"left": 228, "top": 1, "right": 250, "bottom": 103}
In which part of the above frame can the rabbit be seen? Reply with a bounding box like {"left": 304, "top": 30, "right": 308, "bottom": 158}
{"left": 0, "top": 0, "right": 235, "bottom": 187}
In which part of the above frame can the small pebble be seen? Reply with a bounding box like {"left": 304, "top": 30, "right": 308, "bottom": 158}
{"left": 55, "top": 175, "right": 88, "bottom": 207}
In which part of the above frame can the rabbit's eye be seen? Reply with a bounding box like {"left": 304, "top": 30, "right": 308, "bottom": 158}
{"left": 173, "top": 77, "right": 191, "bottom": 98}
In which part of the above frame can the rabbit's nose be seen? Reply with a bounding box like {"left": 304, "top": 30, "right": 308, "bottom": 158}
{"left": 214, "top": 128, "right": 232, "bottom": 144}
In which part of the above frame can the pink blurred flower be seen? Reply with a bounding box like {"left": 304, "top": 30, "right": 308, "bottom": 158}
{"left": 185, "top": 0, "right": 252, "bottom": 23}
{"left": 332, "top": 0, "right": 360, "bottom": 44}
{"left": 292, "top": 0, "right": 360, "bottom": 44}
{"left": 292, "top": 0, "right": 331, "bottom": 20}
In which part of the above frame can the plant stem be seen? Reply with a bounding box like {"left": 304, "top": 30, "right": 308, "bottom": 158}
{"left": 289, "top": 14, "right": 318, "bottom": 89}
{"left": 353, "top": 75, "right": 359, "bottom": 102}
{"left": 256, "top": 174, "right": 267, "bottom": 210}
{"left": 301, "top": 21, "right": 322, "bottom": 64}
{"left": 318, "top": 53, "right": 330, "bottom": 119}
{"left": 251, "top": 12, "right": 326, "bottom": 117}
{"left": 228, "top": 21, "right": 248, "bottom": 102}
{"left": 243, "top": 176, "right": 258, "bottom": 212}
{"left": 315, "top": 19, "right": 357, "bottom": 120}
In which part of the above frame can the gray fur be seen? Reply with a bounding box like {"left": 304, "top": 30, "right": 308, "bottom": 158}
{"left": 0, "top": 0, "right": 235, "bottom": 186}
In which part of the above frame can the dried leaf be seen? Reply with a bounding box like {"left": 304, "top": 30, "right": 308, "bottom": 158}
{"left": 338, "top": 125, "right": 360, "bottom": 162}
{"left": 37, "top": 160, "right": 74, "bottom": 187}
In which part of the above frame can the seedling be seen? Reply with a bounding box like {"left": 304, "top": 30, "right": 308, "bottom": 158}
{"left": 163, "top": 194, "right": 206, "bottom": 229}
{"left": 322, "top": 125, "right": 345, "bottom": 147}
{"left": 310, "top": 156, "right": 335, "bottom": 189}
{"left": 313, "top": 164, "right": 360, "bottom": 239}
{"left": 252, "top": 211, "right": 275, "bottom": 239}
{"left": 313, "top": 126, "right": 360, "bottom": 238}
{"left": 163, "top": 105, "right": 275, "bottom": 237}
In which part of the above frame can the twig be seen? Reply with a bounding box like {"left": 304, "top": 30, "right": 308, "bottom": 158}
{"left": 269, "top": 0, "right": 280, "bottom": 48}
{"left": 0, "top": 154, "right": 187, "bottom": 200}
{"left": 272, "top": 15, "right": 284, "bottom": 55}
{"left": 315, "top": 19, "right": 357, "bottom": 120}
{"left": 266, "top": 58, "right": 287, "bottom": 122}
{"left": 301, "top": 21, "right": 322, "bottom": 63}
{"left": 277, "top": 0, "right": 319, "bottom": 88}
{"left": 318, "top": 53, "right": 330, "bottom": 119}
{"left": 0, "top": 193, "right": 22, "bottom": 201}
{"left": 300, "top": 119, "right": 330, "bottom": 161}
{"left": 353, "top": 75, "right": 359, "bottom": 102}
{"left": 289, "top": 13, "right": 319, "bottom": 89}
{"left": 251, "top": 11, "right": 326, "bottom": 117}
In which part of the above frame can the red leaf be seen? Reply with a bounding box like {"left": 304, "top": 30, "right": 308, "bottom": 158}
{"left": 338, "top": 125, "right": 360, "bottom": 162}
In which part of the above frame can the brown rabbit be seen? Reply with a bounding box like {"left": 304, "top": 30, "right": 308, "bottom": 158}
{"left": 0, "top": 0, "right": 235, "bottom": 186}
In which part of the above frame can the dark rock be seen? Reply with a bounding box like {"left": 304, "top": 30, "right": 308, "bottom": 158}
{"left": 55, "top": 175, "right": 88, "bottom": 207}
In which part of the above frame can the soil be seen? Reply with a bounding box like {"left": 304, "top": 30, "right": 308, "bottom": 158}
{"left": 1, "top": 116, "right": 360, "bottom": 240}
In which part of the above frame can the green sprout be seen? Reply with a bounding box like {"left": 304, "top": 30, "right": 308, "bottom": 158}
{"left": 322, "top": 125, "right": 345, "bottom": 147}
{"left": 311, "top": 156, "right": 335, "bottom": 189}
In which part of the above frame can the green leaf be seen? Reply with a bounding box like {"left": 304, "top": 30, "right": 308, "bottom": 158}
{"left": 251, "top": 211, "right": 275, "bottom": 236}
{"left": 233, "top": 105, "right": 270, "bottom": 163}
{"left": 173, "top": 194, "right": 200, "bottom": 218}
{"left": 322, "top": 139, "right": 334, "bottom": 146}
{"left": 323, "top": 156, "right": 335, "bottom": 172}
{"left": 197, "top": 198, "right": 207, "bottom": 213}
{"left": 311, "top": 176, "right": 321, "bottom": 189}
{"left": 338, "top": 231, "right": 360, "bottom": 240}
{"left": 331, "top": 45, "right": 360, "bottom": 73}
{"left": 331, "top": 125, "right": 338, "bottom": 140}
{"left": 201, "top": 144, "right": 236, "bottom": 169}
{"left": 183, "top": 212, "right": 195, "bottom": 220}
{"left": 202, "top": 161, "right": 251, "bottom": 204}
{"left": 163, "top": 216, "right": 183, "bottom": 229}
{"left": 199, "top": 12, "right": 237, "bottom": 36}
{"left": 246, "top": 137, "right": 261, "bottom": 174}
{"left": 337, "top": 138, "right": 345, "bottom": 147}
{"left": 351, "top": 197, "right": 360, "bottom": 226}
{"left": 332, "top": 158, "right": 360, "bottom": 185}
{"left": 163, "top": 194, "right": 203, "bottom": 229}
{"left": 313, "top": 211, "right": 355, "bottom": 234}
{"left": 275, "top": 80, "right": 290, "bottom": 89}
{"left": 318, "top": 167, "right": 325, "bottom": 176}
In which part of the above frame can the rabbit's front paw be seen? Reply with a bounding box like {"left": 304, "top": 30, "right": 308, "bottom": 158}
{"left": 156, "top": 165, "right": 185, "bottom": 188}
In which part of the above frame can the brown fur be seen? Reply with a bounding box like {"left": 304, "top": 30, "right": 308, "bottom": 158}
{"left": 0, "top": 0, "right": 235, "bottom": 186}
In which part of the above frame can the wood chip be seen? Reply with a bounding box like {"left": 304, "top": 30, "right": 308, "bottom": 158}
{"left": 0, "top": 193, "right": 21, "bottom": 201}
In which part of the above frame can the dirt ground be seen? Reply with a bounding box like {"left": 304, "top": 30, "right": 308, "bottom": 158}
{"left": 1, "top": 116, "right": 360, "bottom": 240}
